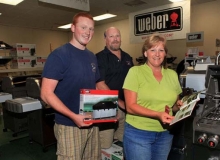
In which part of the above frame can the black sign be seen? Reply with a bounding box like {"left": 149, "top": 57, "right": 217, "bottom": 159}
{"left": 134, "top": 7, "right": 183, "bottom": 36}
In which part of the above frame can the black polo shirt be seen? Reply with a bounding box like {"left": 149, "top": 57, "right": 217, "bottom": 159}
{"left": 96, "top": 47, "right": 134, "bottom": 101}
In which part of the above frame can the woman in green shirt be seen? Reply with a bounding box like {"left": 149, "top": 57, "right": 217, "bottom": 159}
{"left": 123, "top": 34, "right": 182, "bottom": 160}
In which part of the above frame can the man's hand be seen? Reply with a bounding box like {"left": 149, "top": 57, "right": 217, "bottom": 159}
{"left": 71, "top": 114, "right": 93, "bottom": 128}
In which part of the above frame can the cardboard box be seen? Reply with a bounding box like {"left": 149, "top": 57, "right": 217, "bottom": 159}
{"left": 101, "top": 143, "right": 123, "bottom": 160}
{"left": 10, "top": 43, "right": 36, "bottom": 57}
{"left": 10, "top": 56, "right": 37, "bottom": 69}
{"left": 35, "top": 56, "right": 47, "bottom": 68}
{"left": 79, "top": 89, "right": 118, "bottom": 119}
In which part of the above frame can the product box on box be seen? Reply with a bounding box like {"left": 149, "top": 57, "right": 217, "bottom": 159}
{"left": 101, "top": 142, "right": 123, "bottom": 160}
{"left": 10, "top": 43, "right": 36, "bottom": 57}
{"left": 10, "top": 56, "right": 37, "bottom": 69}
{"left": 35, "top": 56, "right": 47, "bottom": 68}
{"left": 80, "top": 89, "right": 118, "bottom": 121}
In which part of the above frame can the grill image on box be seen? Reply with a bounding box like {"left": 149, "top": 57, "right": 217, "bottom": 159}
{"left": 193, "top": 65, "right": 220, "bottom": 158}
{"left": 1, "top": 75, "right": 41, "bottom": 137}
{"left": 25, "top": 77, "right": 56, "bottom": 151}
{"left": 92, "top": 101, "right": 117, "bottom": 119}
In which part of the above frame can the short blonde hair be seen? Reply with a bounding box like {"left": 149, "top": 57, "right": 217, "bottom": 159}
{"left": 142, "top": 34, "right": 168, "bottom": 68}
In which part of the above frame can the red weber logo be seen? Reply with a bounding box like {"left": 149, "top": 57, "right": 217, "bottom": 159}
{"left": 134, "top": 7, "right": 183, "bottom": 36}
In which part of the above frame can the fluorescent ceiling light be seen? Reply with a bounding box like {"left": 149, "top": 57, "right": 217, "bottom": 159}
{"left": 58, "top": 23, "right": 71, "bottom": 29}
{"left": 58, "top": 13, "right": 117, "bottom": 29}
{"left": 169, "top": 0, "right": 185, "bottom": 2}
{"left": 0, "top": 0, "right": 24, "bottom": 5}
{"left": 93, "top": 13, "right": 117, "bottom": 21}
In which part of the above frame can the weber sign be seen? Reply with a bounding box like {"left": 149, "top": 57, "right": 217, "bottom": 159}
{"left": 186, "top": 32, "right": 204, "bottom": 42}
{"left": 129, "top": 1, "right": 190, "bottom": 43}
{"left": 134, "top": 7, "right": 182, "bottom": 36}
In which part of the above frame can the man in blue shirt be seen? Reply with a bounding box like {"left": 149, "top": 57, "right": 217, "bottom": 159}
{"left": 41, "top": 12, "right": 101, "bottom": 160}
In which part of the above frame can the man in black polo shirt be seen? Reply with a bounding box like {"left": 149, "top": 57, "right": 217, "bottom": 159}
{"left": 96, "top": 27, "right": 133, "bottom": 149}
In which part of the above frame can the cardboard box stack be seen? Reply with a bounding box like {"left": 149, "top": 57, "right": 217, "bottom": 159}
{"left": 36, "top": 56, "right": 47, "bottom": 68}
{"left": 9, "top": 43, "right": 47, "bottom": 69}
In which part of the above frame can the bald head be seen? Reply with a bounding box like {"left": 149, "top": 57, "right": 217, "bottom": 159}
{"left": 104, "top": 27, "right": 120, "bottom": 37}
{"left": 104, "top": 27, "right": 121, "bottom": 51}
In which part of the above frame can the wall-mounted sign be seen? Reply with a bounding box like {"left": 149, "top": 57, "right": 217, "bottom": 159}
{"left": 39, "top": 0, "right": 90, "bottom": 11}
{"left": 134, "top": 7, "right": 183, "bottom": 36}
{"left": 186, "top": 31, "right": 204, "bottom": 42}
{"left": 129, "top": 1, "right": 190, "bottom": 43}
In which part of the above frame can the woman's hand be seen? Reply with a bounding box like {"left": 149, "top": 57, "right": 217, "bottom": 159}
{"left": 158, "top": 112, "right": 174, "bottom": 124}
{"left": 172, "top": 100, "right": 183, "bottom": 112}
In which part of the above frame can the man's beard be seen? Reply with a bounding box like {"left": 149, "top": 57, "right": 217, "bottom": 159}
{"left": 110, "top": 42, "right": 120, "bottom": 51}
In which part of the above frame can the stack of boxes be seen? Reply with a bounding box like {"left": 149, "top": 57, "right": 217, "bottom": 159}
{"left": 9, "top": 43, "right": 47, "bottom": 69}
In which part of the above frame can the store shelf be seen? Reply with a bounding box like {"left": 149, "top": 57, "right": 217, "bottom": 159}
{"left": 0, "top": 68, "right": 43, "bottom": 73}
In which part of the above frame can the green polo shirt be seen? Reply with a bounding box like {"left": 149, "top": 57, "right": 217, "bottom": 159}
{"left": 123, "top": 64, "right": 182, "bottom": 132}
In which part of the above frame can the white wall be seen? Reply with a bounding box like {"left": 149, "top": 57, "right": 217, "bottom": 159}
{"left": 190, "top": 0, "right": 220, "bottom": 56}
{"left": 0, "top": 25, "right": 70, "bottom": 56}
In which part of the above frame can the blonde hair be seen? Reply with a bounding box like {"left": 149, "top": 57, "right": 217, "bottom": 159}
{"left": 142, "top": 34, "right": 168, "bottom": 68}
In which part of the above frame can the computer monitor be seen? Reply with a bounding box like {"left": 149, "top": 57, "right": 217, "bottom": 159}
{"left": 205, "top": 65, "right": 220, "bottom": 89}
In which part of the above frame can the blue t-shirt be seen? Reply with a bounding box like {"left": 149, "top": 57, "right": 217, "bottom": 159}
{"left": 42, "top": 43, "right": 100, "bottom": 126}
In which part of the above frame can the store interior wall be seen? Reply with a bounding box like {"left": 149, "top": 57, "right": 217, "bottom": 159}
{"left": 0, "top": 0, "right": 220, "bottom": 66}
{"left": 0, "top": 25, "right": 70, "bottom": 57}
{"left": 190, "top": 0, "right": 220, "bottom": 57}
